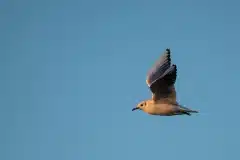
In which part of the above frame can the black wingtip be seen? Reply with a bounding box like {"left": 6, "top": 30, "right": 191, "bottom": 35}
{"left": 172, "top": 64, "right": 177, "bottom": 70}
{"left": 165, "top": 48, "right": 171, "bottom": 62}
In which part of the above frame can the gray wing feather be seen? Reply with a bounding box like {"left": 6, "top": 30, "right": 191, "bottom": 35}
{"left": 146, "top": 48, "right": 171, "bottom": 87}
{"left": 149, "top": 64, "right": 177, "bottom": 94}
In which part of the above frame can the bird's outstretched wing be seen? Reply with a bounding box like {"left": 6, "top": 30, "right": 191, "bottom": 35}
{"left": 146, "top": 48, "right": 177, "bottom": 102}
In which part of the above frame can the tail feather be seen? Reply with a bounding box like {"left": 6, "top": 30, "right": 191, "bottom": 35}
{"left": 178, "top": 105, "right": 199, "bottom": 115}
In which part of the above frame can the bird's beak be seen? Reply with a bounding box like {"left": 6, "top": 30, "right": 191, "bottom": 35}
{"left": 132, "top": 107, "right": 139, "bottom": 111}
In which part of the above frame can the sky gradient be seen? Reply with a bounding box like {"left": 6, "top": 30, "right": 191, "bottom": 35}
{"left": 1, "top": 0, "right": 240, "bottom": 160}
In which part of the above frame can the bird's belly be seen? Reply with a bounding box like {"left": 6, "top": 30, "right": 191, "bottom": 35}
{"left": 147, "top": 104, "right": 176, "bottom": 115}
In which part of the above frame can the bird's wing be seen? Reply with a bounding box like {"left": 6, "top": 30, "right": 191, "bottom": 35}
{"left": 146, "top": 48, "right": 177, "bottom": 102}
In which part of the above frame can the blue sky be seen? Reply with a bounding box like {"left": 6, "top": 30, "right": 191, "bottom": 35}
{"left": 1, "top": 0, "right": 240, "bottom": 159}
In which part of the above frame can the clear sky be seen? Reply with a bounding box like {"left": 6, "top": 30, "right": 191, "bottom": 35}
{"left": 1, "top": 0, "right": 240, "bottom": 159}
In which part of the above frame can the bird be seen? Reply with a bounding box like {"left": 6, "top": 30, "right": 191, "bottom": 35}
{"left": 132, "top": 48, "right": 198, "bottom": 116}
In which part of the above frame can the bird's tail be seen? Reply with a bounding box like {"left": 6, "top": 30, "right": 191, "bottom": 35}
{"left": 178, "top": 105, "right": 199, "bottom": 116}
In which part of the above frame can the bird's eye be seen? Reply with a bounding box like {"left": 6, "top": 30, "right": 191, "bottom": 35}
{"left": 140, "top": 104, "right": 143, "bottom": 106}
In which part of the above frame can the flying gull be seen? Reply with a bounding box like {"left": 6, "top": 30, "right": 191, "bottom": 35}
{"left": 132, "top": 48, "right": 199, "bottom": 116}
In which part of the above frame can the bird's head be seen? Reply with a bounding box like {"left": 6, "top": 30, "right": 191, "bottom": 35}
{"left": 132, "top": 101, "right": 147, "bottom": 111}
